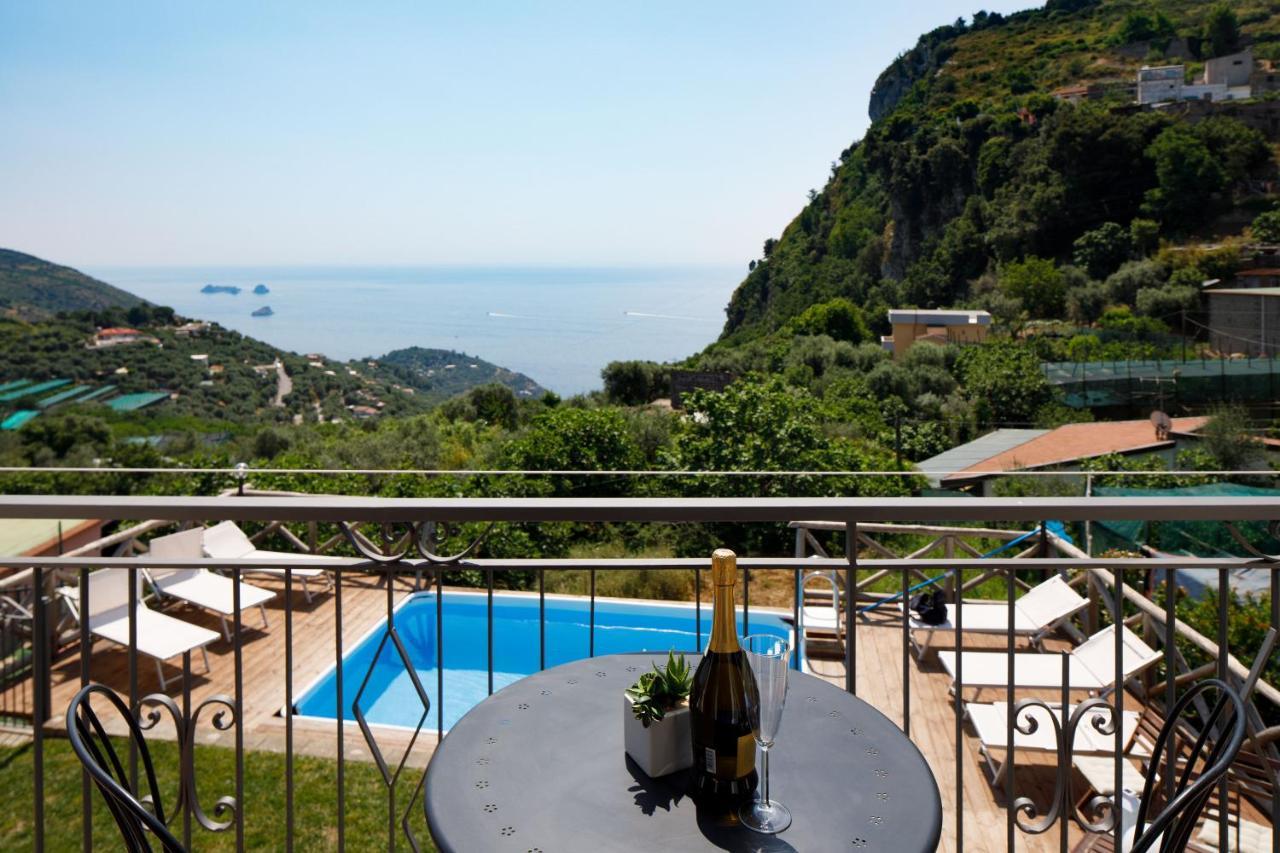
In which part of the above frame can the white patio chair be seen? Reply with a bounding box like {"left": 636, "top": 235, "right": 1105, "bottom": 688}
{"left": 57, "top": 569, "right": 218, "bottom": 690}
{"left": 145, "top": 528, "right": 275, "bottom": 642}
{"left": 202, "top": 521, "right": 339, "bottom": 603}
{"left": 898, "top": 575, "right": 1088, "bottom": 658}
{"left": 937, "top": 624, "right": 1161, "bottom": 701}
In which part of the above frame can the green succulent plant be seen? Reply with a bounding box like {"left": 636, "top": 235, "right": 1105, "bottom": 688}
{"left": 624, "top": 650, "right": 693, "bottom": 728}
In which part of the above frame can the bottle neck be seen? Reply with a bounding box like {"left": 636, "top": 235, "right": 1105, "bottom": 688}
{"left": 707, "top": 580, "right": 740, "bottom": 653}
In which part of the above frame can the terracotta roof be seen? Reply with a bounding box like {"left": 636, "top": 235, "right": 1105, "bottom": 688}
{"left": 98, "top": 327, "right": 141, "bottom": 336}
{"left": 944, "top": 417, "right": 1208, "bottom": 481}
{"left": 1237, "top": 269, "right": 1280, "bottom": 277}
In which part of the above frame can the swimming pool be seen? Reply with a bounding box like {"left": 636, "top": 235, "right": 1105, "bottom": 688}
{"left": 294, "top": 591, "right": 797, "bottom": 731}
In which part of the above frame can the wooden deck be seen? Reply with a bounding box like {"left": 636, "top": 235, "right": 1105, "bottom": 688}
{"left": 12, "top": 575, "right": 1249, "bottom": 851}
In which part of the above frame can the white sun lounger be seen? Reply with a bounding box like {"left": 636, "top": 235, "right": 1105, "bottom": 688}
{"left": 58, "top": 569, "right": 219, "bottom": 690}
{"left": 145, "top": 528, "right": 275, "bottom": 642}
{"left": 965, "top": 700, "right": 1145, "bottom": 787}
{"left": 202, "top": 521, "right": 339, "bottom": 603}
{"left": 937, "top": 624, "right": 1161, "bottom": 701}
{"left": 898, "top": 575, "right": 1088, "bottom": 658}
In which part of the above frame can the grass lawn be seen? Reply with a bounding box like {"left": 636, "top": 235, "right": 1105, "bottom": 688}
{"left": 0, "top": 736, "right": 436, "bottom": 851}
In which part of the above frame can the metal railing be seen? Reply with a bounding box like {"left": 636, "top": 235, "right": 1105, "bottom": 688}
{"left": 0, "top": 494, "right": 1278, "bottom": 851}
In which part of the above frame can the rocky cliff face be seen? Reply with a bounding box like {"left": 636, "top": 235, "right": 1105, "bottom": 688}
{"left": 868, "top": 42, "right": 940, "bottom": 122}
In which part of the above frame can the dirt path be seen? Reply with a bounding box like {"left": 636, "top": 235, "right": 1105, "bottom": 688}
{"left": 273, "top": 359, "right": 292, "bottom": 407}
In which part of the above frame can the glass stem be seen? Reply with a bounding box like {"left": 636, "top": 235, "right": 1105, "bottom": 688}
{"left": 761, "top": 746, "right": 770, "bottom": 807}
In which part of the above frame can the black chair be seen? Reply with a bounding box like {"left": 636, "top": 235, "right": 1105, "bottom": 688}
{"left": 1129, "top": 678, "right": 1246, "bottom": 853}
{"left": 66, "top": 683, "right": 187, "bottom": 853}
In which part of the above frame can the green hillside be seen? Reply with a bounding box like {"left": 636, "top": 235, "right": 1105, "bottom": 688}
{"left": 366, "top": 346, "right": 547, "bottom": 404}
{"left": 718, "top": 0, "right": 1280, "bottom": 345}
{"left": 0, "top": 249, "right": 145, "bottom": 320}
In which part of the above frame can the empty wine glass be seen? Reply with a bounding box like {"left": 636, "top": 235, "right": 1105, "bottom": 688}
{"left": 739, "top": 634, "right": 791, "bottom": 834}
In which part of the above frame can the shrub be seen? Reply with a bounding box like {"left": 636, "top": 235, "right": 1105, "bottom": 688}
{"left": 1252, "top": 209, "right": 1280, "bottom": 244}
{"left": 1066, "top": 280, "right": 1111, "bottom": 325}
{"left": 1106, "top": 260, "right": 1168, "bottom": 305}
{"left": 1135, "top": 285, "right": 1198, "bottom": 319}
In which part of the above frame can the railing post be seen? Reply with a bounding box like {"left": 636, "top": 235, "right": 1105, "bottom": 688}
{"left": 844, "top": 519, "right": 856, "bottom": 695}
{"left": 31, "top": 567, "right": 46, "bottom": 853}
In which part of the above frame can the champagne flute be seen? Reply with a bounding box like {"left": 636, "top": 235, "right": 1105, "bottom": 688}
{"left": 738, "top": 634, "right": 791, "bottom": 834}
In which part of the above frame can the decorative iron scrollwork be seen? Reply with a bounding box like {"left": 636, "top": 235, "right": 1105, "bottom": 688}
{"left": 1011, "top": 696, "right": 1118, "bottom": 836}
{"left": 338, "top": 520, "right": 493, "bottom": 564}
{"left": 136, "top": 692, "right": 240, "bottom": 833}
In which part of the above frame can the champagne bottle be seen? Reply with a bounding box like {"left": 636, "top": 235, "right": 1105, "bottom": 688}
{"left": 689, "top": 549, "right": 759, "bottom": 803}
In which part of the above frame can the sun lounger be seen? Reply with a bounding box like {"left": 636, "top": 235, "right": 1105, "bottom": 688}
{"left": 937, "top": 624, "right": 1161, "bottom": 701}
{"left": 145, "top": 528, "right": 275, "bottom": 642}
{"left": 898, "top": 575, "right": 1087, "bottom": 658}
{"left": 58, "top": 569, "right": 219, "bottom": 690}
{"left": 202, "top": 521, "right": 339, "bottom": 603}
{"left": 964, "top": 700, "right": 1145, "bottom": 787}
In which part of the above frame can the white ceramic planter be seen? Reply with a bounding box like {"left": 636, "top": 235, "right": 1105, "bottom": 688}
{"left": 623, "top": 694, "right": 692, "bottom": 778}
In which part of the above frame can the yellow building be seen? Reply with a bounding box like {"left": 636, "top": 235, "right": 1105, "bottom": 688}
{"left": 883, "top": 309, "right": 991, "bottom": 360}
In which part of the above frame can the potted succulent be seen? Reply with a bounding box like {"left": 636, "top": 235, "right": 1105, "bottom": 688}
{"left": 623, "top": 650, "right": 694, "bottom": 778}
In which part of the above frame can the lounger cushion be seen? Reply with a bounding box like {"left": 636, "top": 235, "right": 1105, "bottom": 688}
{"left": 1197, "top": 817, "right": 1271, "bottom": 853}
{"left": 938, "top": 625, "right": 1160, "bottom": 691}
{"left": 966, "top": 702, "right": 1140, "bottom": 753}
{"left": 93, "top": 607, "right": 219, "bottom": 660}
{"left": 1073, "top": 754, "right": 1146, "bottom": 797}
{"left": 149, "top": 569, "right": 275, "bottom": 615}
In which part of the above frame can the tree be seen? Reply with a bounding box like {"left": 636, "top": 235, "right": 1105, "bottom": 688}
{"left": 957, "top": 343, "right": 1055, "bottom": 426}
{"left": 1072, "top": 222, "right": 1131, "bottom": 279}
{"left": 1203, "top": 3, "right": 1240, "bottom": 58}
{"left": 468, "top": 383, "right": 519, "bottom": 431}
{"left": 1129, "top": 218, "right": 1160, "bottom": 257}
{"left": 998, "top": 256, "right": 1066, "bottom": 319}
{"left": 1143, "top": 126, "right": 1225, "bottom": 229}
{"left": 501, "top": 407, "right": 642, "bottom": 496}
{"left": 1252, "top": 210, "right": 1280, "bottom": 244}
{"left": 785, "top": 298, "right": 870, "bottom": 344}
{"left": 1066, "top": 280, "right": 1111, "bottom": 325}
{"left": 1199, "top": 406, "right": 1265, "bottom": 471}
{"left": 601, "top": 361, "right": 668, "bottom": 406}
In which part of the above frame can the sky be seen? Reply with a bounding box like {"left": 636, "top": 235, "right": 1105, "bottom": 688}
{"left": 0, "top": 1, "right": 1037, "bottom": 268}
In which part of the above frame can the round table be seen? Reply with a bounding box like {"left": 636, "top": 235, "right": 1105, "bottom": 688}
{"left": 425, "top": 653, "right": 941, "bottom": 852}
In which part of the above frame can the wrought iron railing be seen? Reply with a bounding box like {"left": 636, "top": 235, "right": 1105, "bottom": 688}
{"left": 0, "top": 494, "right": 1277, "bottom": 851}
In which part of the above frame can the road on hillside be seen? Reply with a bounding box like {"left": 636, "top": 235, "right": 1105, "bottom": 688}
{"left": 273, "top": 360, "right": 291, "bottom": 407}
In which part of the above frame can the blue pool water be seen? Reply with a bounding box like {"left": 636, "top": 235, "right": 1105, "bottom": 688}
{"left": 294, "top": 592, "right": 796, "bottom": 731}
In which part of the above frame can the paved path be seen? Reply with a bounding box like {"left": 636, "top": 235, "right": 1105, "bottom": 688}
{"left": 273, "top": 360, "right": 291, "bottom": 407}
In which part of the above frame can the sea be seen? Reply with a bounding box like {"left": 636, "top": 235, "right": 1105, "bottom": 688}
{"left": 86, "top": 265, "right": 740, "bottom": 395}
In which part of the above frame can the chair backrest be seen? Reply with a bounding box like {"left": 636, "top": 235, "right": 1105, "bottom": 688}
{"left": 148, "top": 528, "right": 205, "bottom": 561}
{"left": 1014, "top": 575, "right": 1086, "bottom": 627}
{"left": 201, "top": 522, "right": 254, "bottom": 559}
{"left": 84, "top": 569, "right": 143, "bottom": 624}
{"left": 1130, "top": 678, "right": 1246, "bottom": 853}
{"left": 1072, "top": 624, "right": 1161, "bottom": 688}
{"left": 66, "top": 683, "right": 187, "bottom": 852}
{"left": 146, "top": 528, "right": 207, "bottom": 584}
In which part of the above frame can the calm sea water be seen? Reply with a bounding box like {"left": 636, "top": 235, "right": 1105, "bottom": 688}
{"left": 87, "top": 265, "right": 739, "bottom": 395}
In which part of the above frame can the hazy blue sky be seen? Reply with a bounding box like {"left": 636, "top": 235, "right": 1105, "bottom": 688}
{"left": 0, "top": 2, "right": 1036, "bottom": 267}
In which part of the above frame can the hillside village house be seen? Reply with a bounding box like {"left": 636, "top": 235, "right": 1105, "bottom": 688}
{"left": 917, "top": 416, "right": 1209, "bottom": 496}
{"left": 881, "top": 308, "right": 991, "bottom": 359}
{"left": 92, "top": 327, "right": 143, "bottom": 347}
{"left": 1137, "top": 47, "right": 1256, "bottom": 105}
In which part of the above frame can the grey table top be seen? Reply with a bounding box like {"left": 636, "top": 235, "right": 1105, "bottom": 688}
{"left": 425, "top": 653, "right": 942, "bottom": 852}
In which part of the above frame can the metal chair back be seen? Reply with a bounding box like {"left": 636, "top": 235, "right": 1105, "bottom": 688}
{"left": 1130, "top": 678, "right": 1246, "bottom": 853}
{"left": 66, "top": 683, "right": 187, "bottom": 852}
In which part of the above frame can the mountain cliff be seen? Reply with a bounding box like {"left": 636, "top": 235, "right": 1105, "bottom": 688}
{"left": 719, "top": 0, "right": 1279, "bottom": 345}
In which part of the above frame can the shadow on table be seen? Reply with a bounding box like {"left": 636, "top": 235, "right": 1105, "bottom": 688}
{"left": 625, "top": 758, "right": 798, "bottom": 852}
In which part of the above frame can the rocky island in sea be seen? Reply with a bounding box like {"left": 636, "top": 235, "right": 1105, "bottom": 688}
{"left": 201, "top": 284, "right": 241, "bottom": 295}
{"left": 253, "top": 283, "right": 269, "bottom": 294}
{"left": 251, "top": 305, "right": 274, "bottom": 317}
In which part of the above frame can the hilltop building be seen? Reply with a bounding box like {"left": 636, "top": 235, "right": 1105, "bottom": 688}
{"left": 1137, "top": 48, "right": 1255, "bottom": 105}
{"left": 881, "top": 309, "right": 991, "bottom": 360}
{"left": 92, "top": 327, "right": 147, "bottom": 348}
